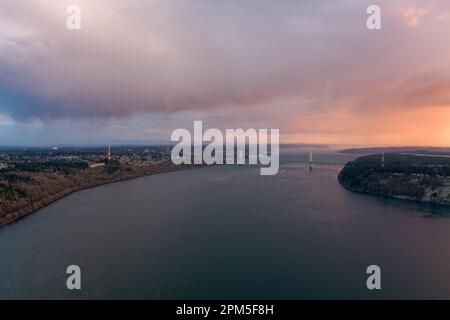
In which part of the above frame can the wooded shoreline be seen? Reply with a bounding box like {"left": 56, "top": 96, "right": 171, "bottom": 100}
{"left": 0, "top": 164, "right": 198, "bottom": 229}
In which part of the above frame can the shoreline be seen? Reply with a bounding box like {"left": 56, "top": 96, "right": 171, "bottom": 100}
{"left": 337, "top": 153, "right": 450, "bottom": 208}
{"left": 338, "top": 174, "right": 450, "bottom": 207}
{"left": 0, "top": 164, "right": 200, "bottom": 229}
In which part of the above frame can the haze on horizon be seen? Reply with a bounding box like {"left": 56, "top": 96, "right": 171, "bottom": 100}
{"left": 1, "top": 0, "right": 450, "bottom": 147}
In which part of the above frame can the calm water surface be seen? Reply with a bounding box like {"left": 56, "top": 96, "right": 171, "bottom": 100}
{"left": 1, "top": 149, "right": 450, "bottom": 299}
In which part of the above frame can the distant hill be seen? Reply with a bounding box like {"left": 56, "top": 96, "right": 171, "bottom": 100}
{"left": 338, "top": 153, "right": 450, "bottom": 205}
{"left": 339, "top": 147, "right": 450, "bottom": 155}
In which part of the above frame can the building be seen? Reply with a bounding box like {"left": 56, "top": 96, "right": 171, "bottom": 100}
{"left": 89, "top": 163, "right": 106, "bottom": 169}
{"left": 0, "top": 162, "right": 7, "bottom": 170}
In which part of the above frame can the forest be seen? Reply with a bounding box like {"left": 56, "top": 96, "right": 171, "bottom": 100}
{"left": 338, "top": 153, "right": 450, "bottom": 201}
{"left": 0, "top": 160, "right": 193, "bottom": 228}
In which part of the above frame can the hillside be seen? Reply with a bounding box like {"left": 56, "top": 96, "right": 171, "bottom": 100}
{"left": 0, "top": 161, "right": 194, "bottom": 228}
{"left": 338, "top": 153, "right": 450, "bottom": 205}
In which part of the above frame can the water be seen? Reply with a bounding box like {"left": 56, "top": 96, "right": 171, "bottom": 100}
{"left": 1, "top": 149, "right": 450, "bottom": 299}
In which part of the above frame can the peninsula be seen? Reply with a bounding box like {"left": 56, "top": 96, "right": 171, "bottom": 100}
{"left": 338, "top": 152, "right": 450, "bottom": 205}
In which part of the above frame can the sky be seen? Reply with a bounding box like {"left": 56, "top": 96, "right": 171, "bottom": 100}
{"left": 0, "top": 0, "right": 450, "bottom": 146}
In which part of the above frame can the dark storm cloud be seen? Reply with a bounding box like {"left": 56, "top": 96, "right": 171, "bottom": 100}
{"left": 0, "top": 0, "right": 450, "bottom": 121}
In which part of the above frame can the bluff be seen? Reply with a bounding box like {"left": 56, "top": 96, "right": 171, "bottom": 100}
{"left": 338, "top": 153, "right": 450, "bottom": 205}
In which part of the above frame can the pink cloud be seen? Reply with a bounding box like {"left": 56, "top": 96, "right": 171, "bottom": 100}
{"left": 1, "top": 0, "right": 450, "bottom": 145}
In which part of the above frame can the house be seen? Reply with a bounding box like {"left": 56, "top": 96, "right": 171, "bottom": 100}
{"left": 89, "top": 163, "right": 106, "bottom": 169}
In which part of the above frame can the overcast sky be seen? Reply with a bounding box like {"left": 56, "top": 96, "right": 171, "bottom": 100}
{"left": 1, "top": 0, "right": 450, "bottom": 146}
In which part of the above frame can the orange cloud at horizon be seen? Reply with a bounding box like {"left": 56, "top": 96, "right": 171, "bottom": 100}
{"left": 282, "top": 106, "right": 450, "bottom": 147}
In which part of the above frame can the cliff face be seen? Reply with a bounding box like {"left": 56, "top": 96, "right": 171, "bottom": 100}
{"left": 338, "top": 153, "right": 450, "bottom": 205}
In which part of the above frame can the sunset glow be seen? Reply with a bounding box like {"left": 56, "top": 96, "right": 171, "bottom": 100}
{"left": 0, "top": 0, "right": 450, "bottom": 146}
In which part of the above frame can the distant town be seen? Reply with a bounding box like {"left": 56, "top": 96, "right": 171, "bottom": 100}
{"left": 0, "top": 145, "right": 173, "bottom": 171}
